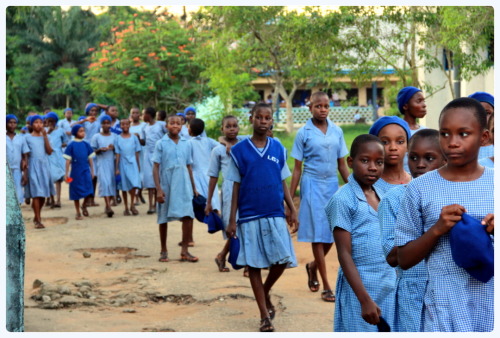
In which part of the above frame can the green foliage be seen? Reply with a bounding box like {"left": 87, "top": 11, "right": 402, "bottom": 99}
{"left": 46, "top": 67, "right": 84, "bottom": 107}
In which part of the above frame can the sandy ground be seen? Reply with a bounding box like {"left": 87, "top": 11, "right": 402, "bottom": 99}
{"left": 21, "top": 187, "right": 340, "bottom": 333}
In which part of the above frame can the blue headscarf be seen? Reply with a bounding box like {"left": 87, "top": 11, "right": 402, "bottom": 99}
{"left": 64, "top": 107, "right": 73, "bottom": 113}
{"left": 6, "top": 114, "right": 18, "bottom": 124}
{"left": 369, "top": 116, "right": 411, "bottom": 141}
{"left": 71, "top": 124, "right": 84, "bottom": 137}
{"left": 45, "top": 111, "right": 59, "bottom": 123}
{"left": 397, "top": 86, "right": 422, "bottom": 114}
{"left": 176, "top": 112, "right": 186, "bottom": 118}
{"left": 101, "top": 115, "right": 112, "bottom": 123}
{"left": 468, "top": 92, "right": 494, "bottom": 108}
{"left": 29, "top": 115, "right": 42, "bottom": 126}
{"left": 85, "top": 103, "right": 99, "bottom": 115}
{"left": 184, "top": 106, "right": 196, "bottom": 115}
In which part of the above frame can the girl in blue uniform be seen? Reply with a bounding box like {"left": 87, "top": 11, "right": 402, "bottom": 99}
{"left": 6, "top": 114, "right": 28, "bottom": 204}
{"left": 395, "top": 98, "right": 494, "bottom": 332}
{"left": 326, "top": 134, "right": 396, "bottom": 332}
{"left": 115, "top": 119, "right": 141, "bottom": 216}
{"left": 468, "top": 91, "right": 494, "bottom": 159}
{"left": 378, "top": 129, "right": 446, "bottom": 331}
{"left": 226, "top": 103, "right": 298, "bottom": 332}
{"left": 25, "top": 115, "right": 54, "bottom": 229}
{"left": 64, "top": 124, "right": 95, "bottom": 220}
{"left": 152, "top": 114, "right": 199, "bottom": 263}
{"left": 45, "top": 112, "right": 67, "bottom": 208}
{"left": 142, "top": 107, "right": 167, "bottom": 214}
{"left": 290, "top": 91, "right": 350, "bottom": 302}
{"left": 205, "top": 115, "right": 240, "bottom": 273}
{"left": 91, "top": 115, "right": 117, "bottom": 217}
{"left": 369, "top": 116, "right": 412, "bottom": 194}
{"left": 129, "top": 107, "right": 147, "bottom": 205}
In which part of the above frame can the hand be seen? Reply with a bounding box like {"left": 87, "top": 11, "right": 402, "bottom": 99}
{"left": 21, "top": 175, "right": 28, "bottom": 186}
{"left": 41, "top": 128, "right": 47, "bottom": 137}
{"left": 91, "top": 172, "right": 95, "bottom": 180}
{"left": 360, "top": 298, "right": 381, "bottom": 325}
{"left": 88, "top": 116, "right": 96, "bottom": 123}
{"left": 205, "top": 202, "right": 213, "bottom": 216}
{"left": 108, "top": 144, "right": 114, "bottom": 151}
{"left": 157, "top": 189, "right": 166, "bottom": 204}
{"left": 115, "top": 170, "right": 120, "bottom": 176}
{"left": 482, "top": 214, "right": 494, "bottom": 234}
{"left": 433, "top": 204, "right": 466, "bottom": 236}
{"left": 193, "top": 189, "right": 199, "bottom": 198}
{"left": 285, "top": 207, "right": 298, "bottom": 233}
{"left": 100, "top": 147, "right": 108, "bottom": 153}
{"left": 226, "top": 221, "right": 237, "bottom": 238}
{"left": 225, "top": 143, "right": 231, "bottom": 155}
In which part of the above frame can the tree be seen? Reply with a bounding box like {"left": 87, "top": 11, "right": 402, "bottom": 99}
{"left": 46, "top": 67, "right": 84, "bottom": 108}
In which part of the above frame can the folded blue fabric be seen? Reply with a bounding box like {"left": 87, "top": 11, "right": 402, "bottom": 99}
{"left": 204, "top": 212, "right": 224, "bottom": 234}
{"left": 450, "top": 213, "right": 494, "bottom": 283}
{"left": 192, "top": 194, "right": 207, "bottom": 222}
{"left": 377, "top": 316, "right": 391, "bottom": 332}
{"left": 115, "top": 174, "right": 122, "bottom": 184}
{"left": 228, "top": 236, "right": 244, "bottom": 270}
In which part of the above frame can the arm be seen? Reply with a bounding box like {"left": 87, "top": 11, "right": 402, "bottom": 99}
{"left": 385, "top": 248, "right": 398, "bottom": 267}
{"left": 115, "top": 154, "right": 120, "bottom": 175}
{"left": 398, "top": 204, "right": 466, "bottom": 270}
{"left": 334, "top": 228, "right": 381, "bottom": 325}
{"left": 88, "top": 158, "right": 94, "bottom": 179}
{"left": 65, "top": 159, "right": 70, "bottom": 182}
{"left": 187, "top": 164, "right": 198, "bottom": 197}
{"left": 289, "top": 158, "right": 302, "bottom": 198}
{"left": 135, "top": 152, "right": 140, "bottom": 172}
{"left": 337, "top": 157, "right": 350, "bottom": 183}
{"left": 205, "top": 176, "right": 218, "bottom": 215}
{"left": 283, "top": 180, "right": 298, "bottom": 233}
{"left": 42, "top": 129, "right": 53, "bottom": 155}
{"left": 226, "top": 181, "right": 240, "bottom": 238}
{"left": 153, "top": 162, "right": 165, "bottom": 203}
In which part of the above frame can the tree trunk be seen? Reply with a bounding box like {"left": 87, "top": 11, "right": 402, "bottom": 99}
{"left": 277, "top": 83, "right": 297, "bottom": 133}
{"left": 66, "top": 95, "right": 70, "bottom": 109}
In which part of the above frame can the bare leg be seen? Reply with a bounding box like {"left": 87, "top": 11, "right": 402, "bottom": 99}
{"left": 248, "top": 267, "right": 269, "bottom": 319}
{"left": 311, "top": 242, "right": 333, "bottom": 292}
{"left": 122, "top": 190, "right": 129, "bottom": 214}
{"left": 159, "top": 223, "right": 168, "bottom": 252}
{"left": 148, "top": 188, "right": 156, "bottom": 212}
{"left": 32, "top": 197, "right": 43, "bottom": 224}
{"left": 180, "top": 217, "right": 197, "bottom": 261}
{"left": 130, "top": 189, "right": 138, "bottom": 214}
{"left": 55, "top": 181, "right": 61, "bottom": 205}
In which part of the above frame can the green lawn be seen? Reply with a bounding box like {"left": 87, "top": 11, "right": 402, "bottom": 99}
{"left": 274, "top": 123, "right": 371, "bottom": 190}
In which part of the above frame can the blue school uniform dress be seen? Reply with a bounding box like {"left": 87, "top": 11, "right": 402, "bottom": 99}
{"left": 129, "top": 122, "right": 147, "bottom": 187}
{"left": 47, "top": 127, "right": 67, "bottom": 183}
{"left": 91, "top": 133, "right": 117, "bottom": 197}
{"left": 207, "top": 144, "right": 238, "bottom": 238}
{"left": 378, "top": 184, "right": 427, "bottom": 332}
{"left": 82, "top": 120, "right": 101, "bottom": 144}
{"left": 190, "top": 135, "right": 221, "bottom": 210}
{"left": 395, "top": 168, "right": 494, "bottom": 332}
{"left": 6, "top": 133, "right": 28, "bottom": 203}
{"left": 478, "top": 144, "right": 494, "bottom": 160}
{"left": 24, "top": 134, "right": 53, "bottom": 198}
{"left": 374, "top": 177, "right": 405, "bottom": 196}
{"left": 226, "top": 137, "right": 297, "bottom": 269}
{"left": 292, "top": 118, "right": 348, "bottom": 243}
{"left": 143, "top": 122, "right": 167, "bottom": 189}
{"left": 325, "top": 174, "right": 396, "bottom": 332}
{"left": 63, "top": 139, "right": 95, "bottom": 200}
{"left": 152, "top": 136, "right": 195, "bottom": 223}
{"left": 478, "top": 156, "right": 494, "bottom": 168}
{"left": 57, "top": 118, "right": 75, "bottom": 148}
{"left": 115, "top": 135, "right": 141, "bottom": 192}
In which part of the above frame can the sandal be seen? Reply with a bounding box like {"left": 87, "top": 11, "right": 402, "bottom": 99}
{"left": 130, "top": 207, "right": 139, "bottom": 215}
{"left": 116, "top": 195, "right": 122, "bottom": 204}
{"left": 214, "top": 256, "right": 230, "bottom": 272}
{"left": 266, "top": 295, "right": 276, "bottom": 320}
{"left": 139, "top": 195, "right": 146, "bottom": 204}
{"left": 159, "top": 251, "right": 169, "bottom": 262}
{"left": 147, "top": 209, "right": 156, "bottom": 215}
{"left": 105, "top": 208, "right": 114, "bottom": 218}
{"left": 34, "top": 221, "right": 45, "bottom": 229}
{"left": 306, "top": 263, "right": 320, "bottom": 292}
{"left": 81, "top": 206, "right": 89, "bottom": 217}
{"left": 259, "top": 317, "right": 274, "bottom": 332}
{"left": 123, "top": 210, "right": 131, "bottom": 216}
{"left": 75, "top": 214, "right": 83, "bottom": 220}
{"left": 180, "top": 253, "right": 199, "bottom": 263}
{"left": 53, "top": 202, "right": 61, "bottom": 208}
{"left": 178, "top": 241, "right": 194, "bottom": 247}
{"left": 321, "top": 289, "right": 336, "bottom": 302}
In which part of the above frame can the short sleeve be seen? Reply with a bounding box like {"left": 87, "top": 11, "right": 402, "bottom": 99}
{"left": 208, "top": 137, "right": 219, "bottom": 151}
{"left": 280, "top": 147, "right": 291, "bottom": 180}
{"left": 207, "top": 147, "right": 222, "bottom": 178}
{"left": 21, "top": 137, "right": 29, "bottom": 154}
{"left": 90, "top": 134, "right": 99, "bottom": 150}
{"left": 86, "top": 142, "right": 96, "bottom": 158}
{"left": 134, "top": 136, "right": 141, "bottom": 152}
{"left": 185, "top": 141, "right": 193, "bottom": 166}
{"left": 63, "top": 142, "right": 73, "bottom": 160}
{"left": 291, "top": 128, "right": 305, "bottom": 161}
{"left": 226, "top": 151, "right": 241, "bottom": 183}
{"left": 337, "top": 128, "right": 349, "bottom": 158}
{"left": 395, "top": 182, "right": 424, "bottom": 247}
{"left": 325, "top": 191, "right": 353, "bottom": 234}
{"left": 151, "top": 139, "right": 163, "bottom": 164}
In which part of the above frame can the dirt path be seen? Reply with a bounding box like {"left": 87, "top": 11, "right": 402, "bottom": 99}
{"left": 22, "top": 188, "right": 339, "bottom": 332}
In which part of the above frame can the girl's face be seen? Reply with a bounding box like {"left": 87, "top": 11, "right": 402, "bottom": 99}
{"left": 88, "top": 106, "right": 99, "bottom": 117}
{"left": 101, "top": 120, "right": 111, "bottom": 132}
{"left": 408, "top": 138, "right": 446, "bottom": 178}
{"left": 32, "top": 119, "right": 44, "bottom": 132}
{"left": 64, "top": 110, "right": 73, "bottom": 119}
{"left": 185, "top": 111, "right": 196, "bottom": 122}
{"left": 222, "top": 117, "right": 239, "bottom": 139}
{"left": 46, "top": 118, "right": 56, "bottom": 128}
{"left": 167, "top": 116, "right": 182, "bottom": 136}
{"left": 348, "top": 141, "right": 385, "bottom": 187}
{"left": 309, "top": 94, "right": 330, "bottom": 121}
{"left": 76, "top": 127, "right": 85, "bottom": 139}
{"left": 120, "top": 119, "right": 130, "bottom": 133}
{"left": 142, "top": 110, "right": 152, "bottom": 123}
{"left": 130, "top": 109, "right": 140, "bottom": 122}
{"left": 404, "top": 92, "right": 427, "bottom": 119}
{"left": 481, "top": 102, "right": 494, "bottom": 123}
{"left": 7, "top": 119, "right": 17, "bottom": 133}
{"left": 439, "top": 107, "right": 489, "bottom": 167}
{"left": 250, "top": 107, "right": 273, "bottom": 135}
{"left": 378, "top": 124, "right": 407, "bottom": 166}
{"left": 108, "top": 106, "right": 119, "bottom": 119}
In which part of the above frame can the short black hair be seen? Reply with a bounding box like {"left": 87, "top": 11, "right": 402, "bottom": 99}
{"left": 189, "top": 118, "right": 205, "bottom": 136}
{"left": 408, "top": 128, "right": 443, "bottom": 155}
{"left": 222, "top": 115, "right": 238, "bottom": 125}
{"left": 350, "top": 134, "right": 383, "bottom": 159}
{"left": 157, "top": 110, "right": 167, "bottom": 121}
{"left": 488, "top": 112, "right": 494, "bottom": 130}
{"left": 310, "top": 91, "right": 329, "bottom": 102}
{"left": 440, "top": 97, "right": 487, "bottom": 130}
{"left": 143, "top": 107, "right": 156, "bottom": 118}
{"left": 250, "top": 103, "right": 272, "bottom": 116}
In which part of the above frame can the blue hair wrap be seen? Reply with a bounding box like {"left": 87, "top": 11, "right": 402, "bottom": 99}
{"left": 468, "top": 92, "right": 494, "bottom": 108}
{"left": 45, "top": 111, "right": 59, "bottom": 123}
{"left": 101, "top": 115, "right": 112, "bottom": 123}
{"left": 30, "top": 115, "right": 42, "bottom": 126}
{"left": 369, "top": 116, "right": 411, "bottom": 140}
{"left": 64, "top": 107, "right": 73, "bottom": 112}
{"left": 6, "top": 114, "right": 18, "bottom": 124}
{"left": 176, "top": 112, "right": 186, "bottom": 118}
{"left": 85, "top": 103, "right": 98, "bottom": 115}
{"left": 184, "top": 106, "right": 196, "bottom": 115}
{"left": 397, "top": 86, "right": 422, "bottom": 114}
{"left": 71, "top": 124, "right": 84, "bottom": 137}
